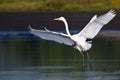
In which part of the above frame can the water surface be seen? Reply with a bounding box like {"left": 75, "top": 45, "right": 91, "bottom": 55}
{"left": 0, "top": 30, "right": 120, "bottom": 80}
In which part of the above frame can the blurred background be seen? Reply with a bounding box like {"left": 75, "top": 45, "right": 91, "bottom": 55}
{"left": 0, "top": 0, "right": 119, "bottom": 30}
{"left": 0, "top": 0, "right": 120, "bottom": 80}
{"left": 0, "top": 0, "right": 120, "bottom": 12}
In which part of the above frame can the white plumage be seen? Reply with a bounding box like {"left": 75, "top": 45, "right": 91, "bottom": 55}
{"left": 29, "top": 10, "right": 116, "bottom": 66}
{"left": 29, "top": 10, "right": 116, "bottom": 53}
{"left": 29, "top": 27, "right": 74, "bottom": 46}
{"left": 79, "top": 10, "right": 116, "bottom": 39}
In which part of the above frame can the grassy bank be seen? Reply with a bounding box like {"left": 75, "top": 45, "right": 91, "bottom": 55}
{"left": 0, "top": 0, "right": 120, "bottom": 12}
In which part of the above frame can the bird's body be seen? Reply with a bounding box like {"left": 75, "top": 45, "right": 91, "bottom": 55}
{"left": 29, "top": 10, "right": 116, "bottom": 66}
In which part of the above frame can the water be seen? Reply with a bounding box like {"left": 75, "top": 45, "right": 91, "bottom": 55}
{"left": 0, "top": 30, "right": 120, "bottom": 80}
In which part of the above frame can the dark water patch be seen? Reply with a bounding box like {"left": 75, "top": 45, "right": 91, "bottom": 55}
{"left": 0, "top": 30, "right": 120, "bottom": 80}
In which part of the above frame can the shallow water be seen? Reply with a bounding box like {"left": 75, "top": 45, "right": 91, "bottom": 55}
{"left": 0, "top": 31, "right": 120, "bottom": 80}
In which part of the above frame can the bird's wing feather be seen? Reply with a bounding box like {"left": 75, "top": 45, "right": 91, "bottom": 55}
{"left": 86, "top": 15, "right": 97, "bottom": 25}
{"left": 78, "top": 10, "right": 116, "bottom": 39}
{"left": 29, "top": 26, "right": 74, "bottom": 46}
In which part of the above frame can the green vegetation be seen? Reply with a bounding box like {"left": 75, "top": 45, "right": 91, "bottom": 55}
{"left": 0, "top": 0, "right": 120, "bottom": 12}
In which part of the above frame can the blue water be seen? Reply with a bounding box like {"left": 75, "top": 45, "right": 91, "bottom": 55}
{"left": 0, "top": 30, "right": 119, "bottom": 40}
{"left": 0, "top": 30, "right": 80, "bottom": 41}
{"left": 0, "top": 30, "right": 120, "bottom": 80}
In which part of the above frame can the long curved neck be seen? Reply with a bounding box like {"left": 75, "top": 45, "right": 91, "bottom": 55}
{"left": 63, "top": 18, "right": 72, "bottom": 37}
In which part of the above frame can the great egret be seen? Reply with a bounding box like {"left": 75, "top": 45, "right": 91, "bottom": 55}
{"left": 29, "top": 10, "right": 116, "bottom": 66}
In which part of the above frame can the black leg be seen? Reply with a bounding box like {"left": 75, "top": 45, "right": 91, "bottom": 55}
{"left": 81, "top": 51, "right": 85, "bottom": 70}
{"left": 81, "top": 52, "right": 86, "bottom": 71}
{"left": 86, "top": 51, "right": 92, "bottom": 70}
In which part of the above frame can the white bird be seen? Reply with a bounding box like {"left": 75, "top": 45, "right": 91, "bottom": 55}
{"left": 29, "top": 10, "right": 116, "bottom": 66}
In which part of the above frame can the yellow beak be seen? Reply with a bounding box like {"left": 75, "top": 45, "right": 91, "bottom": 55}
{"left": 54, "top": 18, "right": 60, "bottom": 21}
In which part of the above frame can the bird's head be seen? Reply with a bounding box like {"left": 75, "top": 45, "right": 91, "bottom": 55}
{"left": 54, "top": 17, "right": 65, "bottom": 21}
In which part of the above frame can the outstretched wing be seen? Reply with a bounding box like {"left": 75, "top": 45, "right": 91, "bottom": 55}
{"left": 29, "top": 26, "right": 74, "bottom": 46}
{"left": 78, "top": 10, "right": 116, "bottom": 39}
